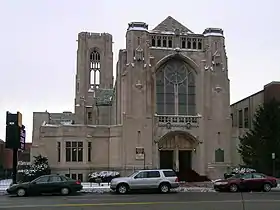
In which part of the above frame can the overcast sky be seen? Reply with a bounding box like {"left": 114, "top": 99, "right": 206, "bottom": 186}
{"left": 0, "top": 0, "right": 279, "bottom": 142}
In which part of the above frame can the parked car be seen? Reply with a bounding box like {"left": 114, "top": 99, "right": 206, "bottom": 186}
{"left": 7, "top": 174, "right": 83, "bottom": 197}
{"left": 110, "top": 169, "right": 179, "bottom": 194}
{"left": 214, "top": 172, "right": 278, "bottom": 192}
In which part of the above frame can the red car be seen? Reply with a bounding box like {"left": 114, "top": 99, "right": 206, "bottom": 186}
{"left": 214, "top": 172, "right": 278, "bottom": 192}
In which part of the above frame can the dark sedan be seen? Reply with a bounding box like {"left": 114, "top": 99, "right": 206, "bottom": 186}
{"left": 214, "top": 172, "right": 278, "bottom": 192}
{"left": 7, "top": 174, "right": 83, "bottom": 197}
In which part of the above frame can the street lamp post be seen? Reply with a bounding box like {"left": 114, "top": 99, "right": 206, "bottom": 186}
{"left": 272, "top": 153, "right": 276, "bottom": 176}
{"left": 143, "top": 152, "right": 146, "bottom": 170}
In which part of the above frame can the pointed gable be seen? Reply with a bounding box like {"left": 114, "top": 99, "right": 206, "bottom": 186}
{"left": 153, "top": 16, "right": 193, "bottom": 33}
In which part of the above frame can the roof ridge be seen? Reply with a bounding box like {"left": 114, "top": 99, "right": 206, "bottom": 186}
{"left": 152, "top": 16, "right": 193, "bottom": 33}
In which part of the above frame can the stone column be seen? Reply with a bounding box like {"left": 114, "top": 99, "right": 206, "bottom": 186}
{"left": 83, "top": 139, "right": 87, "bottom": 164}
{"left": 155, "top": 143, "right": 159, "bottom": 169}
{"left": 174, "top": 136, "right": 179, "bottom": 172}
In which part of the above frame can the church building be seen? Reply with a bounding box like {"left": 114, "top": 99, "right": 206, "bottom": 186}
{"left": 31, "top": 16, "right": 232, "bottom": 181}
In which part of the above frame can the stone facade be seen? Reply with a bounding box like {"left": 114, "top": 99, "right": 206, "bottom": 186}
{"left": 31, "top": 16, "right": 232, "bottom": 181}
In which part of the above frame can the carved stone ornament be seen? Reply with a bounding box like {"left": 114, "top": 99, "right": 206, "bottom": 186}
{"left": 166, "top": 122, "right": 172, "bottom": 129}
{"left": 135, "top": 46, "right": 144, "bottom": 61}
{"left": 135, "top": 80, "right": 143, "bottom": 89}
{"left": 214, "top": 86, "right": 223, "bottom": 93}
{"left": 174, "top": 28, "right": 180, "bottom": 36}
{"left": 175, "top": 47, "right": 181, "bottom": 53}
{"left": 186, "top": 122, "right": 191, "bottom": 129}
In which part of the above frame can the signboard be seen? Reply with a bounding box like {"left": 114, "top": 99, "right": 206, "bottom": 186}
{"left": 5, "top": 111, "right": 25, "bottom": 150}
{"left": 135, "top": 147, "right": 145, "bottom": 160}
{"left": 19, "top": 126, "right": 26, "bottom": 151}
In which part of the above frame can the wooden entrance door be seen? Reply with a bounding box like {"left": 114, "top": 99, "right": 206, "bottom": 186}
{"left": 160, "top": 150, "right": 173, "bottom": 169}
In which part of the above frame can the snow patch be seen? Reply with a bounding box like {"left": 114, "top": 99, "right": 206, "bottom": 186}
{"left": 88, "top": 171, "right": 120, "bottom": 179}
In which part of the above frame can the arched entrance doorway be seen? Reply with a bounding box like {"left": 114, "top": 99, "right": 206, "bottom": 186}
{"left": 158, "top": 131, "right": 199, "bottom": 182}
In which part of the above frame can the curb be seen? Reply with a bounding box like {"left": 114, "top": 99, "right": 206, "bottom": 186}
{"left": 0, "top": 187, "right": 216, "bottom": 196}
{"left": 81, "top": 187, "right": 216, "bottom": 194}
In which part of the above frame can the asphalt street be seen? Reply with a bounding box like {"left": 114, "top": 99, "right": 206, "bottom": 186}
{"left": 1, "top": 192, "right": 280, "bottom": 210}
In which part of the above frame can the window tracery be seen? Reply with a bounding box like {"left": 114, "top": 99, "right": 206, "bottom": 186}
{"left": 156, "top": 59, "right": 196, "bottom": 115}
{"left": 90, "top": 50, "right": 100, "bottom": 89}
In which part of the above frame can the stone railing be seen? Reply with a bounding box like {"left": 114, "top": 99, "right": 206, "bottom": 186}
{"left": 154, "top": 114, "right": 202, "bottom": 129}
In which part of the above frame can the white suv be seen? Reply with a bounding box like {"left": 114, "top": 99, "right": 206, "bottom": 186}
{"left": 110, "top": 169, "right": 179, "bottom": 194}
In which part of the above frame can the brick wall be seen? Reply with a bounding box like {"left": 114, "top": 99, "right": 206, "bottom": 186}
{"left": 1, "top": 142, "right": 32, "bottom": 169}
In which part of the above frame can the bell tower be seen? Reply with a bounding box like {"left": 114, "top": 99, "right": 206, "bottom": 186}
{"left": 123, "top": 22, "right": 152, "bottom": 117}
{"left": 203, "top": 28, "right": 231, "bottom": 167}
{"left": 74, "top": 32, "right": 114, "bottom": 124}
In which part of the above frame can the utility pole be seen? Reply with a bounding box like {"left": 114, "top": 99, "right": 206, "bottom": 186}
{"left": 5, "top": 111, "right": 26, "bottom": 184}
{"left": 272, "top": 153, "right": 276, "bottom": 177}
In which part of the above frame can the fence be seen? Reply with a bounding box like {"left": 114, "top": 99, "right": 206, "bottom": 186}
{"left": 0, "top": 169, "right": 12, "bottom": 189}
{"left": 0, "top": 169, "right": 12, "bottom": 180}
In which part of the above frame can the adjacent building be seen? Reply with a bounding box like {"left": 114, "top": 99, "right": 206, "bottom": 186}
{"left": 230, "top": 81, "right": 280, "bottom": 165}
{"left": 0, "top": 139, "right": 31, "bottom": 169}
{"left": 31, "top": 16, "right": 232, "bottom": 181}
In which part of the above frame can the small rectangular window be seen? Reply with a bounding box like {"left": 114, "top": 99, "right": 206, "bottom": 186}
{"left": 181, "top": 37, "right": 186, "bottom": 49}
{"left": 65, "top": 141, "right": 71, "bottom": 162}
{"left": 57, "top": 142, "right": 61, "bottom": 162}
{"left": 78, "top": 174, "right": 83, "bottom": 182}
{"left": 71, "top": 174, "right": 77, "bottom": 180}
{"left": 192, "top": 39, "right": 197, "bottom": 49}
{"left": 77, "top": 82, "right": 79, "bottom": 93}
{"left": 151, "top": 36, "right": 156, "bottom": 46}
{"left": 187, "top": 39, "right": 192, "bottom": 49}
{"left": 244, "top": 107, "right": 249, "bottom": 128}
{"left": 238, "top": 109, "right": 243, "bottom": 128}
{"left": 163, "top": 36, "right": 167, "bottom": 47}
{"left": 147, "top": 171, "right": 160, "bottom": 178}
{"left": 65, "top": 174, "right": 70, "bottom": 178}
{"left": 163, "top": 170, "right": 177, "bottom": 177}
{"left": 168, "top": 37, "right": 172, "bottom": 48}
{"left": 88, "top": 142, "right": 92, "bottom": 162}
{"left": 157, "top": 36, "right": 161, "bottom": 47}
{"left": 198, "top": 39, "right": 202, "bottom": 50}
{"left": 49, "top": 176, "right": 62, "bottom": 183}
{"left": 78, "top": 142, "right": 83, "bottom": 162}
{"left": 88, "top": 112, "right": 92, "bottom": 121}
{"left": 72, "top": 147, "right": 77, "bottom": 162}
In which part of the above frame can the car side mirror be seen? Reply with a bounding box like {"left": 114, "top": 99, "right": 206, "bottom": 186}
{"left": 32, "top": 181, "right": 37, "bottom": 184}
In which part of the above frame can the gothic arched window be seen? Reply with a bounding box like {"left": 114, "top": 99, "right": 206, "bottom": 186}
{"left": 90, "top": 50, "right": 100, "bottom": 89}
{"left": 156, "top": 58, "right": 196, "bottom": 115}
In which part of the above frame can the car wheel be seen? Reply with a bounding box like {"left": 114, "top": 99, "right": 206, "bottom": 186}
{"left": 159, "top": 183, "right": 170, "bottom": 193}
{"left": 117, "top": 183, "right": 128, "bottom": 194}
{"left": 61, "top": 187, "right": 70, "bottom": 195}
{"left": 229, "top": 184, "right": 238, "bottom": 192}
{"left": 263, "top": 183, "right": 272, "bottom": 192}
{"left": 17, "top": 188, "right": 26, "bottom": 197}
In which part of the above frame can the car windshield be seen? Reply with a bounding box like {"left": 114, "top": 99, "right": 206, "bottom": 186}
{"left": 128, "top": 171, "right": 139, "bottom": 177}
{"left": 228, "top": 173, "right": 243, "bottom": 179}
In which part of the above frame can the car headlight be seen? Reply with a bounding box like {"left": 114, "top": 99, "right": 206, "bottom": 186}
{"left": 215, "top": 181, "right": 228, "bottom": 185}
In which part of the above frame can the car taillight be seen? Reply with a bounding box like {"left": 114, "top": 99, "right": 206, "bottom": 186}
{"left": 76, "top": 180, "right": 81, "bottom": 185}
{"left": 175, "top": 177, "right": 179, "bottom": 182}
